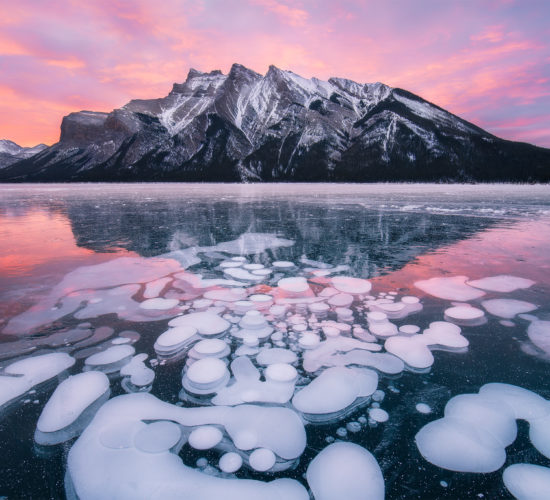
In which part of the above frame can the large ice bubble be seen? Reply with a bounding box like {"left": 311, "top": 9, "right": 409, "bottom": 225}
{"left": 414, "top": 276, "right": 485, "bottom": 301}
{"left": 503, "top": 464, "right": 550, "bottom": 500}
{"left": 306, "top": 442, "right": 384, "bottom": 500}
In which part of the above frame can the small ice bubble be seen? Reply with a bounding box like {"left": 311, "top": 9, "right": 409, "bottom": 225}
{"left": 369, "top": 408, "right": 389, "bottom": 422}
{"left": 336, "top": 427, "right": 348, "bottom": 438}
{"left": 416, "top": 403, "right": 432, "bottom": 414}
{"left": 372, "top": 390, "right": 385, "bottom": 402}
{"left": 219, "top": 452, "right": 242, "bottom": 473}
{"left": 249, "top": 448, "right": 276, "bottom": 472}
{"left": 440, "top": 480, "right": 448, "bottom": 488}
{"left": 188, "top": 426, "right": 223, "bottom": 450}
{"left": 346, "top": 422, "right": 361, "bottom": 433}
{"left": 196, "top": 457, "right": 208, "bottom": 468}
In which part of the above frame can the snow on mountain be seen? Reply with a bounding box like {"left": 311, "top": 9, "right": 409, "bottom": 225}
{"left": 1, "top": 64, "right": 548, "bottom": 182}
{"left": 0, "top": 140, "right": 48, "bottom": 169}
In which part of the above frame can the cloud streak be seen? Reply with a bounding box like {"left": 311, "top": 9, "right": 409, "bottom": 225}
{"left": 0, "top": 0, "right": 548, "bottom": 147}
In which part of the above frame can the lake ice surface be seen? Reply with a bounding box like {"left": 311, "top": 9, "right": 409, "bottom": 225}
{"left": 1, "top": 183, "right": 550, "bottom": 499}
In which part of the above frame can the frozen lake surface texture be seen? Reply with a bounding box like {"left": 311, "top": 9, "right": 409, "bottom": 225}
{"left": 1, "top": 183, "right": 550, "bottom": 500}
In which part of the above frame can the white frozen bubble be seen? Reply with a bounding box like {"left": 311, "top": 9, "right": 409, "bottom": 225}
{"left": 292, "top": 367, "right": 377, "bottom": 415}
{"left": 527, "top": 320, "right": 550, "bottom": 355}
{"left": 139, "top": 298, "right": 179, "bottom": 310}
{"left": 399, "top": 325, "right": 421, "bottom": 335}
{"left": 481, "top": 299, "right": 537, "bottom": 319}
{"left": 243, "top": 264, "right": 264, "bottom": 271}
{"left": 298, "top": 333, "right": 321, "bottom": 350}
{"left": 328, "top": 293, "right": 354, "bottom": 308}
{"left": 233, "top": 310, "right": 273, "bottom": 340}
{"left": 368, "top": 408, "right": 389, "bottom": 423}
{"left": 188, "top": 426, "right": 223, "bottom": 450}
{"left": 444, "top": 305, "right": 485, "bottom": 323}
{"left": 183, "top": 358, "right": 229, "bottom": 394}
{"left": 385, "top": 336, "right": 434, "bottom": 370}
{"left": 220, "top": 260, "right": 244, "bottom": 268}
{"left": 4, "top": 352, "right": 75, "bottom": 387}
{"left": 203, "top": 288, "right": 247, "bottom": 302}
{"left": 416, "top": 416, "right": 506, "bottom": 473}
{"left": 414, "top": 276, "right": 485, "bottom": 301}
{"left": 256, "top": 348, "right": 298, "bottom": 365}
{"left": 219, "top": 452, "right": 243, "bottom": 473}
{"left": 190, "top": 339, "right": 230, "bottom": 359}
{"left": 85, "top": 345, "right": 136, "bottom": 371}
{"left": 277, "top": 277, "right": 311, "bottom": 295}
{"left": 416, "top": 383, "right": 550, "bottom": 474}
{"left": 467, "top": 275, "right": 535, "bottom": 293}
{"left": 265, "top": 364, "right": 298, "bottom": 384}
{"left": 154, "top": 326, "right": 198, "bottom": 356}
{"left": 134, "top": 421, "right": 182, "bottom": 453}
{"left": 249, "top": 448, "right": 276, "bottom": 472}
{"left": 120, "top": 354, "right": 155, "bottom": 387}
{"left": 331, "top": 276, "right": 372, "bottom": 295}
{"left": 169, "top": 312, "right": 230, "bottom": 336}
{"left": 416, "top": 403, "right": 432, "bottom": 414}
{"left": 306, "top": 442, "right": 384, "bottom": 500}
{"left": 503, "top": 464, "right": 550, "bottom": 500}
{"left": 37, "top": 371, "right": 110, "bottom": 433}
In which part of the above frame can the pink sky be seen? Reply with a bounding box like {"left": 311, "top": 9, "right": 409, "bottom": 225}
{"left": 1, "top": 0, "right": 549, "bottom": 148}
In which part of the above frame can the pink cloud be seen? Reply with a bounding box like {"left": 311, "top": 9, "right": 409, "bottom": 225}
{"left": 0, "top": 0, "right": 548, "bottom": 148}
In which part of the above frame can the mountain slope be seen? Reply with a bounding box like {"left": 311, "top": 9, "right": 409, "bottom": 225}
{"left": 1, "top": 63, "right": 549, "bottom": 182}
{"left": 0, "top": 140, "right": 48, "bottom": 169}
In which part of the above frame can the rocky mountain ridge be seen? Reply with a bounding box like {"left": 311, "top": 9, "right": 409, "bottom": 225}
{"left": 1, "top": 63, "right": 549, "bottom": 182}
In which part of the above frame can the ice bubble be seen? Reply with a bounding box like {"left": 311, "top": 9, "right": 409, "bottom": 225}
{"left": 134, "top": 421, "right": 182, "bottom": 453}
{"left": 154, "top": 326, "right": 198, "bottom": 356}
{"left": 399, "top": 325, "right": 421, "bottom": 335}
{"left": 139, "top": 298, "right": 179, "bottom": 310}
{"left": 256, "top": 348, "right": 297, "bottom": 365}
{"left": 249, "top": 448, "right": 276, "bottom": 472}
{"left": 336, "top": 427, "right": 348, "bottom": 438}
{"left": 322, "top": 325, "right": 341, "bottom": 338}
{"left": 414, "top": 276, "right": 485, "bottom": 301}
{"left": 328, "top": 293, "right": 354, "bottom": 307}
{"left": 219, "top": 452, "right": 243, "bottom": 473}
{"left": 203, "top": 288, "right": 247, "bottom": 302}
{"left": 183, "top": 358, "right": 230, "bottom": 394}
{"left": 233, "top": 310, "right": 273, "bottom": 340}
{"left": 416, "top": 403, "right": 432, "bottom": 414}
{"left": 372, "top": 390, "right": 385, "bottom": 402}
{"left": 527, "top": 320, "right": 550, "bottom": 355}
{"left": 277, "top": 277, "right": 311, "bottom": 296}
{"left": 309, "top": 302, "right": 330, "bottom": 317}
{"left": 36, "top": 371, "right": 110, "bottom": 433}
{"left": 265, "top": 363, "right": 298, "bottom": 384}
{"left": 503, "top": 464, "right": 550, "bottom": 500}
{"left": 220, "top": 260, "right": 244, "bottom": 268}
{"left": 243, "top": 263, "right": 264, "bottom": 271}
{"left": 85, "top": 345, "right": 136, "bottom": 372}
{"left": 120, "top": 354, "right": 155, "bottom": 387}
{"left": 292, "top": 367, "right": 377, "bottom": 415}
{"left": 4, "top": 352, "right": 75, "bottom": 385}
{"left": 368, "top": 408, "right": 389, "bottom": 423}
{"left": 346, "top": 421, "right": 362, "bottom": 433}
{"left": 467, "top": 275, "right": 535, "bottom": 293}
{"left": 384, "top": 336, "right": 434, "bottom": 369}
{"left": 188, "top": 426, "right": 224, "bottom": 450}
{"left": 331, "top": 276, "right": 372, "bottom": 295}
{"left": 306, "top": 442, "right": 384, "bottom": 500}
{"left": 444, "top": 305, "right": 485, "bottom": 324}
{"left": 190, "top": 339, "right": 230, "bottom": 359}
{"left": 481, "top": 299, "right": 537, "bottom": 319}
{"left": 298, "top": 333, "right": 321, "bottom": 349}
{"left": 416, "top": 416, "right": 506, "bottom": 473}
{"left": 416, "top": 383, "right": 550, "bottom": 474}
{"left": 169, "top": 312, "right": 231, "bottom": 336}
{"left": 249, "top": 294, "right": 273, "bottom": 309}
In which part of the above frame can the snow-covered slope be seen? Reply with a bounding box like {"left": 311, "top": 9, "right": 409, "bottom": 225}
{"left": 0, "top": 140, "right": 48, "bottom": 169}
{"left": 1, "top": 64, "right": 549, "bottom": 181}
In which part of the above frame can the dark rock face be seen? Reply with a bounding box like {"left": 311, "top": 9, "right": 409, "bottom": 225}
{"left": 1, "top": 64, "right": 549, "bottom": 182}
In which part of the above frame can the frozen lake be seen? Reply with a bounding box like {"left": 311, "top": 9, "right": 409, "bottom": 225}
{"left": 1, "top": 183, "right": 550, "bottom": 499}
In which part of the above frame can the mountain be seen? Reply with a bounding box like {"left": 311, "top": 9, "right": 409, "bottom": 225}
{"left": 0, "top": 140, "right": 48, "bottom": 169}
{"left": 1, "top": 63, "right": 549, "bottom": 182}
